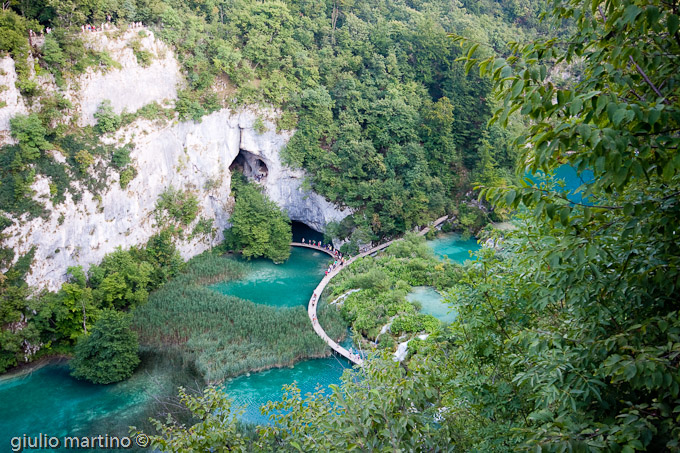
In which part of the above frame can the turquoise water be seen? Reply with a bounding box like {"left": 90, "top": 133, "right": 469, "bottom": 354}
{"left": 0, "top": 362, "right": 150, "bottom": 450}
{"left": 0, "top": 247, "right": 346, "bottom": 448}
{"left": 212, "top": 247, "right": 351, "bottom": 424}
{"left": 210, "top": 247, "right": 331, "bottom": 307}
{"left": 223, "top": 354, "right": 351, "bottom": 426}
{"left": 427, "top": 233, "right": 481, "bottom": 263}
{"left": 406, "top": 286, "right": 456, "bottom": 323}
{"left": 528, "top": 164, "right": 595, "bottom": 204}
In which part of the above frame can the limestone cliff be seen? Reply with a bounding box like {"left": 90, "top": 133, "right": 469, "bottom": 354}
{"left": 0, "top": 29, "right": 349, "bottom": 291}
{"left": 0, "top": 56, "right": 29, "bottom": 144}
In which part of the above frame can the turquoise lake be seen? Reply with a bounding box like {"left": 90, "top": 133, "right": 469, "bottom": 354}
{"left": 428, "top": 232, "right": 481, "bottom": 262}
{"left": 210, "top": 247, "right": 330, "bottom": 308}
{"left": 0, "top": 234, "right": 479, "bottom": 448}
{"left": 406, "top": 286, "right": 456, "bottom": 323}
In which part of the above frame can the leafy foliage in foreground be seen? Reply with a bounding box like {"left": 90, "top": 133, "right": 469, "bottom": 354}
{"left": 134, "top": 386, "right": 248, "bottom": 453}
{"left": 133, "top": 251, "right": 346, "bottom": 382}
{"left": 140, "top": 357, "right": 453, "bottom": 452}
{"left": 443, "top": 0, "right": 680, "bottom": 448}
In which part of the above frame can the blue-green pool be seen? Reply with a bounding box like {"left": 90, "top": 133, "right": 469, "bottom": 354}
{"left": 427, "top": 233, "right": 481, "bottom": 263}
{"left": 0, "top": 247, "right": 349, "bottom": 449}
{"left": 0, "top": 361, "right": 154, "bottom": 451}
{"left": 406, "top": 286, "right": 456, "bottom": 323}
{"left": 210, "top": 247, "right": 330, "bottom": 308}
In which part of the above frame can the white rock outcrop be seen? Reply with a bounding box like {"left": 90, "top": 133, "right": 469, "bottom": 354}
{"left": 237, "top": 110, "right": 351, "bottom": 232}
{"left": 1, "top": 31, "right": 349, "bottom": 291}
{"left": 3, "top": 109, "right": 349, "bottom": 291}
{"left": 74, "top": 29, "right": 182, "bottom": 126}
{"left": 0, "top": 56, "right": 29, "bottom": 144}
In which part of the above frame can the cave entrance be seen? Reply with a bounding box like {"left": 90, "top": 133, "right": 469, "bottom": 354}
{"left": 229, "top": 149, "right": 269, "bottom": 183}
{"left": 291, "top": 221, "right": 323, "bottom": 243}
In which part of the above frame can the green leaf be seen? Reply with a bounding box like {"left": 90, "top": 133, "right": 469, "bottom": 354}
{"left": 560, "top": 208, "right": 569, "bottom": 226}
{"left": 546, "top": 203, "right": 556, "bottom": 219}
{"left": 623, "top": 5, "right": 642, "bottom": 24}
{"left": 613, "top": 107, "right": 628, "bottom": 126}
{"left": 646, "top": 5, "right": 660, "bottom": 24}
{"left": 668, "top": 14, "right": 679, "bottom": 36}
{"left": 662, "top": 159, "right": 676, "bottom": 181}
{"left": 648, "top": 108, "right": 661, "bottom": 126}
{"left": 511, "top": 79, "right": 523, "bottom": 98}
{"left": 596, "top": 95, "right": 607, "bottom": 115}
{"left": 505, "top": 190, "right": 517, "bottom": 206}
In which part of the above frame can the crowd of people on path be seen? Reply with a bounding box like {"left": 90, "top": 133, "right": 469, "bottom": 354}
{"left": 310, "top": 290, "right": 362, "bottom": 363}
{"left": 305, "top": 251, "right": 362, "bottom": 365}
{"left": 300, "top": 238, "right": 349, "bottom": 276}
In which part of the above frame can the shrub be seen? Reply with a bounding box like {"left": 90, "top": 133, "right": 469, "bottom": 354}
{"left": 74, "top": 149, "right": 94, "bottom": 171}
{"left": 119, "top": 167, "right": 135, "bottom": 188}
{"left": 129, "top": 38, "right": 153, "bottom": 67}
{"left": 223, "top": 178, "right": 291, "bottom": 263}
{"left": 70, "top": 310, "right": 140, "bottom": 384}
{"left": 154, "top": 186, "right": 200, "bottom": 227}
{"left": 111, "top": 144, "right": 132, "bottom": 168}
{"left": 253, "top": 117, "right": 268, "bottom": 134}
{"left": 93, "top": 100, "right": 121, "bottom": 134}
{"left": 9, "top": 113, "right": 49, "bottom": 167}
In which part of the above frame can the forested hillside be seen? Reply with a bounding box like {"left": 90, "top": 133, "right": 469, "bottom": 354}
{"left": 0, "top": 0, "right": 542, "bottom": 375}
{"left": 1, "top": 0, "right": 541, "bottom": 236}
{"left": 132, "top": 0, "right": 679, "bottom": 451}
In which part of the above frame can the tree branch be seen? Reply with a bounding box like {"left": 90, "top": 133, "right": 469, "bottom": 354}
{"left": 629, "top": 56, "right": 669, "bottom": 104}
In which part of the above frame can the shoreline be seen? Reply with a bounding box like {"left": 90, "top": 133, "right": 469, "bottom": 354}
{"left": 0, "top": 355, "right": 71, "bottom": 383}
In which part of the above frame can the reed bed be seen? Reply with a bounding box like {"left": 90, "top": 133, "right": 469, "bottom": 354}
{"left": 133, "top": 252, "right": 347, "bottom": 382}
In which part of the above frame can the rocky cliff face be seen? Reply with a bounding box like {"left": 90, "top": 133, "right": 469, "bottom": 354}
{"left": 0, "top": 30, "right": 349, "bottom": 291}
{"left": 0, "top": 56, "right": 29, "bottom": 144}
{"left": 74, "top": 29, "right": 182, "bottom": 126}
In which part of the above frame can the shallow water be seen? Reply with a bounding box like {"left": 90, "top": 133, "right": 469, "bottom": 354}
{"left": 427, "top": 233, "right": 481, "bottom": 263}
{"left": 406, "top": 286, "right": 456, "bottom": 323}
{"left": 0, "top": 247, "right": 345, "bottom": 448}
{"left": 0, "top": 363, "right": 150, "bottom": 449}
{"left": 210, "top": 247, "right": 331, "bottom": 307}
{"left": 224, "top": 354, "right": 352, "bottom": 426}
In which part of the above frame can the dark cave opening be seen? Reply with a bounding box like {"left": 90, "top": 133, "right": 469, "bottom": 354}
{"left": 229, "top": 149, "right": 269, "bottom": 183}
{"left": 291, "top": 221, "right": 323, "bottom": 243}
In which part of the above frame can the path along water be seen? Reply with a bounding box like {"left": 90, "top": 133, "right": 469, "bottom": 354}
{"left": 297, "top": 214, "right": 451, "bottom": 366}
{"left": 0, "top": 216, "right": 468, "bottom": 443}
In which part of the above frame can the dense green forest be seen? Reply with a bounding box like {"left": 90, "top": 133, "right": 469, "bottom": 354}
{"left": 2, "top": 0, "right": 678, "bottom": 450}
{"left": 0, "top": 0, "right": 536, "bottom": 234}
{"left": 0, "top": 0, "right": 537, "bottom": 375}
{"left": 135, "top": 0, "right": 678, "bottom": 451}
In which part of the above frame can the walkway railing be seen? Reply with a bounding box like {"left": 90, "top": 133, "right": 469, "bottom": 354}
{"left": 292, "top": 214, "right": 450, "bottom": 367}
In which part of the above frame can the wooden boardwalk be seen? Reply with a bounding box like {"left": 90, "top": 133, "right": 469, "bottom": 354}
{"left": 292, "top": 215, "right": 450, "bottom": 367}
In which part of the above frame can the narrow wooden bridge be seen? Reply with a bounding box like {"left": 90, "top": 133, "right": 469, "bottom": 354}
{"left": 292, "top": 214, "right": 450, "bottom": 366}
